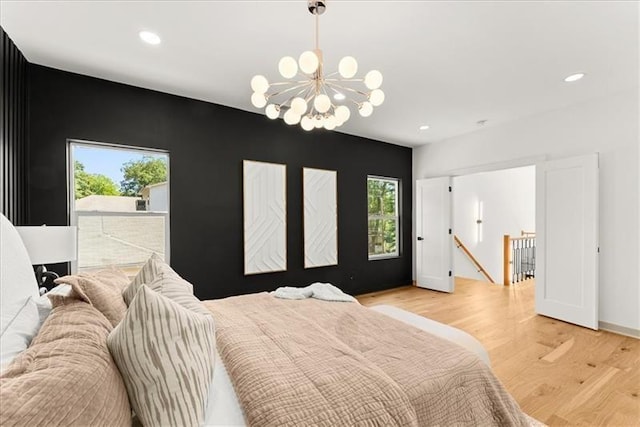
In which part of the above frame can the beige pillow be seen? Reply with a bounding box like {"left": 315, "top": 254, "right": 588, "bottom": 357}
{"left": 107, "top": 285, "right": 215, "bottom": 427}
{"left": 0, "top": 296, "right": 131, "bottom": 426}
{"left": 54, "top": 269, "right": 129, "bottom": 327}
{"left": 123, "top": 253, "right": 182, "bottom": 306}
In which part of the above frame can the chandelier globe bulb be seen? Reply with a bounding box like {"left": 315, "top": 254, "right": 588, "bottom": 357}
{"left": 284, "top": 109, "right": 301, "bottom": 125}
{"left": 265, "top": 104, "right": 280, "bottom": 119}
{"left": 364, "top": 70, "right": 383, "bottom": 90}
{"left": 334, "top": 105, "right": 350, "bottom": 122}
{"left": 299, "top": 51, "right": 319, "bottom": 74}
{"left": 291, "top": 97, "right": 308, "bottom": 115}
{"left": 300, "top": 115, "right": 314, "bottom": 131}
{"left": 369, "top": 89, "right": 385, "bottom": 107}
{"left": 359, "top": 101, "right": 373, "bottom": 117}
{"left": 250, "top": 75, "right": 269, "bottom": 94}
{"left": 313, "top": 94, "right": 331, "bottom": 113}
{"left": 251, "top": 92, "right": 267, "bottom": 108}
{"left": 278, "top": 57, "right": 298, "bottom": 78}
{"left": 324, "top": 115, "right": 337, "bottom": 130}
{"left": 338, "top": 56, "right": 358, "bottom": 78}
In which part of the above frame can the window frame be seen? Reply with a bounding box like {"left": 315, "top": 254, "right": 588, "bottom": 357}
{"left": 367, "top": 175, "right": 401, "bottom": 260}
{"left": 67, "top": 139, "right": 171, "bottom": 274}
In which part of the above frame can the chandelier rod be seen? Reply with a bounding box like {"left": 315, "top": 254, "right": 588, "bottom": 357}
{"left": 268, "top": 82, "right": 312, "bottom": 99}
{"left": 315, "top": 12, "right": 319, "bottom": 51}
{"left": 325, "top": 81, "right": 369, "bottom": 97}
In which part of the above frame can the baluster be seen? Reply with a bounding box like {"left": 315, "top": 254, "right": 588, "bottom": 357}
{"left": 512, "top": 239, "right": 516, "bottom": 284}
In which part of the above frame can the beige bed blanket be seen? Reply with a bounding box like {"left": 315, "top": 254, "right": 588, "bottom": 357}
{"left": 204, "top": 293, "right": 529, "bottom": 427}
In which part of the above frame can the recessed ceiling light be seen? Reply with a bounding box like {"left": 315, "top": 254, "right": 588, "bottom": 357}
{"left": 139, "top": 30, "right": 161, "bottom": 45}
{"left": 419, "top": 125, "right": 430, "bottom": 130}
{"left": 333, "top": 93, "right": 346, "bottom": 101}
{"left": 564, "top": 73, "right": 585, "bottom": 83}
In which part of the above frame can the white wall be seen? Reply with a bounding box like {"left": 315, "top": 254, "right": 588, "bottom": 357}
{"left": 149, "top": 184, "right": 168, "bottom": 212}
{"left": 453, "top": 166, "right": 535, "bottom": 283}
{"left": 413, "top": 90, "right": 639, "bottom": 332}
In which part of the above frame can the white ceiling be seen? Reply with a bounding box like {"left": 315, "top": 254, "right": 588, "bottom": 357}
{"left": 1, "top": 1, "right": 638, "bottom": 147}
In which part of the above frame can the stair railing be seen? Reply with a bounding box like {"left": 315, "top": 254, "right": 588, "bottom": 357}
{"left": 453, "top": 235, "right": 495, "bottom": 284}
{"left": 503, "top": 232, "right": 536, "bottom": 286}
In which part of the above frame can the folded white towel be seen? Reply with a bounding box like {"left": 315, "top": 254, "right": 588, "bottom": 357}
{"left": 272, "top": 286, "right": 314, "bottom": 300}
{"left": 307, "top": 283, "right": 357, "bottom": 302}
{"left": 272, "top": 282, "right": 356, "bottom": 303}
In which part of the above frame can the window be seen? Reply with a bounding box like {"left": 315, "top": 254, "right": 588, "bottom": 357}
{"left": 69, "top": 141, "right": 169, "bottom": 276}
{"left": 367, "top": 176, "right": 400, "bottom": 259}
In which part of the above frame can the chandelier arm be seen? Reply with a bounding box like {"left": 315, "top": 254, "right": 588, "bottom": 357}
{"left": 324, "top": 78, "right": 365, "bottom": 83}
{"left": 280, "top": 86, "right": 314, "bottom": 109}
{"left": 315, "top": 10, "right": 319, "bottom": 50}
{"left": 269, "top": 80, "right": 311, "bottom": 87}
{"left": 324, "top": 81, "right": 369, "bottom": 98}
{"left": 268, "top": 82, "right": 313, "bottom": 99}
{"left": 303, "top": 86, "right": 316, "bottom": 104}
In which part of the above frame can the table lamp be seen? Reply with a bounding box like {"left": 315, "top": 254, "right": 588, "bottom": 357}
{"left": 15, "top": 225, "right": 78, "bottom": 291}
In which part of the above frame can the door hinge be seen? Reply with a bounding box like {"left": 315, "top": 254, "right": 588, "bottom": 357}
{"left": 597, "top": 247, "right": 600, "bottom": 253}
{"left": 448, "top": 228, "right": 452, "bottom": 235}
{"left": 448, "top": 186, "right": 452, "bottom": 192}
{"left": 448, "top": 271, "right": 452, "bottom": 277}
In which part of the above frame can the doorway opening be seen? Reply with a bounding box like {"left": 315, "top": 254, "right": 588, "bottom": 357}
{"left": 452, "top": 165, "right": 535, "bottom": 287}
{"left": 415, "top": 154, "right": 599, "bottom": 330}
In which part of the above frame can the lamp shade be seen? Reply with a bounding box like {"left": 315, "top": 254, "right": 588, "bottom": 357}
{"left": 15, "top": 226, "right": 77, "bottom": 264}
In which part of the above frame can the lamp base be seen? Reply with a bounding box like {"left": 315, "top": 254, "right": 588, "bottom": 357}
{"left": 35, "top": 265, "right": 60, "bottom": 292}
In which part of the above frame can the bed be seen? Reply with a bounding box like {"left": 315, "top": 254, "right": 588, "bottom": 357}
{"left": 204, "top": 303, "right": 492, "bottom": 426}
{"left": 0, "top": 213, "right": 539, "bottom": 426}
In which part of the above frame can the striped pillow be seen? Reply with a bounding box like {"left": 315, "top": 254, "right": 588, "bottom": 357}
{"left": 107, "top": 285, "right": 216, "bottom": 427}
{"left": 149, "top": 272, "right": 212, "bottom": 317}
{"left": 123, "top": 253, "right": 182, "bottom": 306}
{"left": 123, "top": 271, "right": 210, "bottom": 318}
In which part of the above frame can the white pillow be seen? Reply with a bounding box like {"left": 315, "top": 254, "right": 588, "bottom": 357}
{"left": 0, "top": 296, "right": 40, "bottom": 372}
{"left": 0, "top": 213, "right": 39, "bottom": 335}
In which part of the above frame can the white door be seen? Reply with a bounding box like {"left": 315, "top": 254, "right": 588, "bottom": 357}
{"left": 416, "top": 177, "right": 453, "bottom": 292}
{"left": 536, "top": 154, "right": 599, "bottom": 329}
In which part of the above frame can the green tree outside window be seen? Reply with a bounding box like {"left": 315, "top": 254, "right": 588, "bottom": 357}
{"left": 74, "top": 161, "right": 120, "bottom": 199}
{"left": 120, "top": 156, "right": 168, "bottom": 196}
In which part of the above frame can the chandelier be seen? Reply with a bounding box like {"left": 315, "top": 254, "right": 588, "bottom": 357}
{"left": 250, "top": 0, "right": 384, "bottom": 131}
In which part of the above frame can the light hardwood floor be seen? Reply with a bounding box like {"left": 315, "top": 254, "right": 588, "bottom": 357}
{"left": 357, "top": 278, "right": 640, "bottom": 426}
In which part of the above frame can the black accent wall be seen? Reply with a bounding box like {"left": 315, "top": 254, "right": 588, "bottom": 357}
{"left": 0, "top": 27, "right": 28, "bottom": 225}
{"left": 27, "top": 64, "right": 412, "bottom": 300}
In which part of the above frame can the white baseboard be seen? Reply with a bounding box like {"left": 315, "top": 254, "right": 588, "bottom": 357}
{"left": 599, "top": 321, "right": 640, "bottom": 339}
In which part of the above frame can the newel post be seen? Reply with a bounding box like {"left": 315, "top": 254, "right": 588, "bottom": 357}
{"left": 503, "top": 235, "right": 511, "bottom": 286}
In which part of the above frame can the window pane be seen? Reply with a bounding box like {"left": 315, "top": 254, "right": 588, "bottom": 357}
{"left": 77, "top": 214, "right": 166, "bottom": 275}
{"left": 382, "top": 181, "right": 397, "bottom": 216}
{"left": 368, "top": 219, "right": 397, "bottom": 256}
{"left": 367, "top": 179, "right": 397, "bottom": 216}
{"left": 367, "top": 179, "right": 383, "bottom": 215}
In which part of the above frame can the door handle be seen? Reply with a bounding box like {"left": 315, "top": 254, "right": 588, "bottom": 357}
{"left": 417, "top": 236, "right": 424, "bottom": 241}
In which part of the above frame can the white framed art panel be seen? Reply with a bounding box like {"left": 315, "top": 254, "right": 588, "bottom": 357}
{"left": 303, "top": 167, "right": 338, "bottom": 268}
{"left": 243, "top": 160, "right": 287, "bottom": 275}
